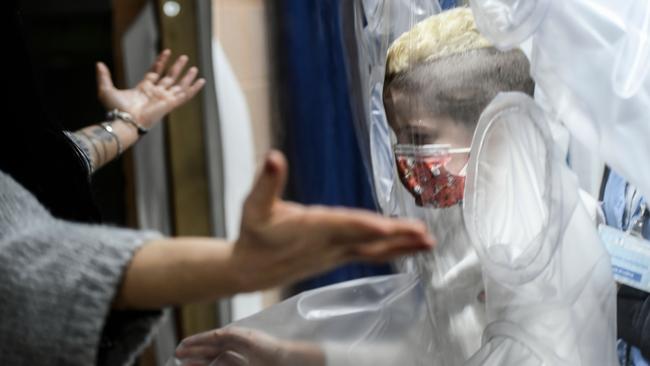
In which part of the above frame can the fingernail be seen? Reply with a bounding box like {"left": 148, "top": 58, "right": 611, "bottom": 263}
{"left": 264, "top": 156, "right": 278, "bottom": 174}
{"left": 416, "top": 235, "right": 435, "bottom": 247}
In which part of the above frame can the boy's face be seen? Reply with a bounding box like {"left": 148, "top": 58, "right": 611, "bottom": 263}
{"left": 385, "top": 88, "right": 474, "bottom": 174}
{"left": 382, "top": 47, "right": 532, "bottom": 208}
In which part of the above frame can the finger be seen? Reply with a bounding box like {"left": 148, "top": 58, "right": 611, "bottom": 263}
{"left": 144, "top": 72, "right": 161, "bottom": 83}
{"left": 150, "top": 49, "right": 172, "bottom": 75}
{"left": 211, "top": 351, "right": 250, "bottom": 366}
{"left": 177, "top": 336, "right": 254, "bottom": 365}
{"left": 243, "top": 151, "right": 288, "bottom": 220}
{"left": 209, "top": 352, "right": 248, "bottom": 366}
{"left": 363, "top": 247, "right": 428, "bottom": 263}
{"left": 348, "top": 234, "right": 434, "bottom": 262}
{"left": 96, "top": 62, "right": 115, "bottom": 95}
{"left": 141, "top": 81, "right": 157, "bottom": 99}
{"left": 207, "top": 330, "right": 263, "bottom": 356}
{"left": 307, "top": 208, "right": 431, "bottom": 244}
{"left": 152, "top": 86, "right": 172, "bottom": 101}
{"left": 179, "top": 359, "right": 213, "bottom": 366}
{"left": 180, "top": 67, "right": 199, "bottom": 89}
{"left": 181, "top": 330, "right": 220, "bottom": 347}
{"left": 181, "top": 328, "right": 267, "bottom": 351}
{"left": 180, "top": 78, "right": 206, "bottom": 102}
{"left": 159, "top": 55, "right": 189, "bottom": 88}
{"left": 175, "top": 344, "right": 222, "bottom": 360}
{"left": 169, "top": 85, "right": 183, "bottom": 95}
{"left": 180, "top": 328, "right": 254, "bottom": 347}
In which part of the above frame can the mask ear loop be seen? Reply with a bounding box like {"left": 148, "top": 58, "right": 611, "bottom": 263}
{"left": 449, "top": 147, "right": 471, "bottom": 177}
{"left": 458, "top": 163, "right": 469, "bottom": 177}
{"left": 449, "top": 147, "right": 471, "bottom": 154}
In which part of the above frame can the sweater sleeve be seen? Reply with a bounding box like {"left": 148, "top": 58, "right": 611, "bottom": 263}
{"left": 0, "top": 171, "right": 163, "bottom": 366}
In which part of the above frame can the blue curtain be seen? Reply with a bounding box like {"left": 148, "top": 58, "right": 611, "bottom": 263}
{"left": 272, "top": 0, "right": 392, "bottom": 293}
{"left": 440, "top": 0, "right": 458, "bottom": 9}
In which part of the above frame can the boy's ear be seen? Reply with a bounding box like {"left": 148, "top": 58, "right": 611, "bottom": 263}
{"left": 382, "top": 85, "right": 398, "bottom": 127}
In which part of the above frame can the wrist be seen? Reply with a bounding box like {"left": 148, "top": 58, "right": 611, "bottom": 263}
{"left": 226, "top": 237, "right": 264, "bottom": 294}
{"left": 106, "top": 109, "right": 149, "bottom": 136}
{"left": 113, "top": 119, "right": 139, "bottom": 141}
{"left": 219, "top": 242, "right": 254, "bottom": 294}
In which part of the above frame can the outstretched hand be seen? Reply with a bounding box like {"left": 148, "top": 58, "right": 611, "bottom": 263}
{"left": 174, "top": 327, "right": 325, "bottom": 366}
{"left": 96, "top": 49, "right": 206, "bottom": 128}
{"left": 229, "top": 150, "right": 435, "bottom": 292}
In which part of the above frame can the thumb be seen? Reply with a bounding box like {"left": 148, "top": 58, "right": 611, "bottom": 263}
{"left": 96, "top": 62, "right": 115, "bottom": 94}
{"left": 244, "top": 150, "right": 288, "bottom": 219}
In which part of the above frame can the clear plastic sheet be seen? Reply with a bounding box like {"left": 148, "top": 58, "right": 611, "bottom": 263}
{"left": 176, "top": 274, "right": 441, "bottom": 366}
{"left": 471, "top": 0, "right": 650, "bottom": 200}
{"left": 350, "top": 0, "right": 442, "bottom": 214}
{"left": 169, "top": 4, "right": 618, "bottom": 366}
{"left": 464, "top": 92, "right": 617, "bottom": 365}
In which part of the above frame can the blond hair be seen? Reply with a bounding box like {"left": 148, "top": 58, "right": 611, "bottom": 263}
{"left": 382, "top": 8, "right": 533, "bottom": 128}
{"left": 386, "top": 8, "right": 492, "bottom": 77}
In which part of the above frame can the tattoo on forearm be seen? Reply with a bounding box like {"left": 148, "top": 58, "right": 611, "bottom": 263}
{"left": 64, "top": 131, "right": 94, "bottom": 174}
{"left": 78, "top": 131, "right": 100, "bottom": 164}
{"left": 73, "top": 125, "right": 121, "bottom": 171}
{"left": 90, "top": 127, "right": 109, "bottom": 166}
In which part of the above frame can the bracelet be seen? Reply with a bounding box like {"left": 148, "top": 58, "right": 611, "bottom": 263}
{"left": 100, "top": 122, "right": 123, "bottom": 155}
{"left": 106, "top": 109, "right": 149, "bottom": 136}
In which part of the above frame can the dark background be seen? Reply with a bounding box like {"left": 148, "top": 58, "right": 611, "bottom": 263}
{"left": 18, "top": 0, "right": 127, "bottom": 225}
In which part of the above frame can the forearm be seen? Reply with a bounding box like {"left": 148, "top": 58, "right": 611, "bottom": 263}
{"left": 113, "top": 237, "right": 242, "bottom": 310}
{"left": 71, "top": 120, "right": 139, "bottom": 173}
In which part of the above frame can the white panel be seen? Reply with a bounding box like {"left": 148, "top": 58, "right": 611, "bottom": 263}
{"left": 212, "top": 39, "right": 263, "bottom": 320}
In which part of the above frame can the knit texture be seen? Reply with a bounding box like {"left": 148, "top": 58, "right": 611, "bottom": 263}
{"left": 0, "top": 170, "right": 162, "bottom": 365}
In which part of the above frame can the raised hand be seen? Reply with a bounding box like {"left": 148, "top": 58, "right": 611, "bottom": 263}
{"left": 96, "top": 49, "right": 206, "bottom": 128}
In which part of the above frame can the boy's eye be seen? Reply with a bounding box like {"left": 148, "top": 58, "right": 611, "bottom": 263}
{"left": 397, "top": 128, "right": 439, "bottom": 145}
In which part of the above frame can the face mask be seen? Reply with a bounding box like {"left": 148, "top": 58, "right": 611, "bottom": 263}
{"left": 394, "top": 144, "right": 470, "bottom": 208}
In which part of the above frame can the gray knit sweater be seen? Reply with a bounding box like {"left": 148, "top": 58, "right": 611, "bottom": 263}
{"left": 0, "top": 171, "right": 163, "bottom": 365}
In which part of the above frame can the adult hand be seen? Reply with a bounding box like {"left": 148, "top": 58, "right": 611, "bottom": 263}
{"left": 112, "top": 150, "right": 434, "bottom": 311}
{"left": 174, "top": 327, "right": 325, "bottom": 366}
{"left": 96, "top": 49, "right": 206, "bottom": 128}
{"left": 229, "top": 150, "right": 435, "bottom": 292}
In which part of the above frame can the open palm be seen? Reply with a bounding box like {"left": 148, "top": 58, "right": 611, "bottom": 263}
{"left": 96, "top": 49, "right": 206, "bottom": 128}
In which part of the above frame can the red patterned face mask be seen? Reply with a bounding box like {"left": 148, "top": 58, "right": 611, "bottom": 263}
{"left": 394, "top": 144, "right": 470, "bottom": 208}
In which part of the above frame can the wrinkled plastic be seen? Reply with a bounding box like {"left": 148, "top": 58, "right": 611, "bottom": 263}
{"left": 169, "top": 4, "right": 618, "bottom": 366}
{"left": 469, "top": 0, "right": 550, "bottom": 50}
{"left": 471, "top": 0, "right": 650, "bottom": 201}
{"left": 170, "top": 211, "right": 485, "bottom": 366}
{"left": 464, "top": 93, "right": 617, "bottom": 365}
{"left": 169, "top": 93, "right": 617, "bottom": 366}
{"left": 194, "top": 274, "right": 440, "bottom": 366}
{"left": 171, "top": 2, "right": 487, "bottom": 365}
{"left": 351, "top": 0, "right": 441, "bottom": 214}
